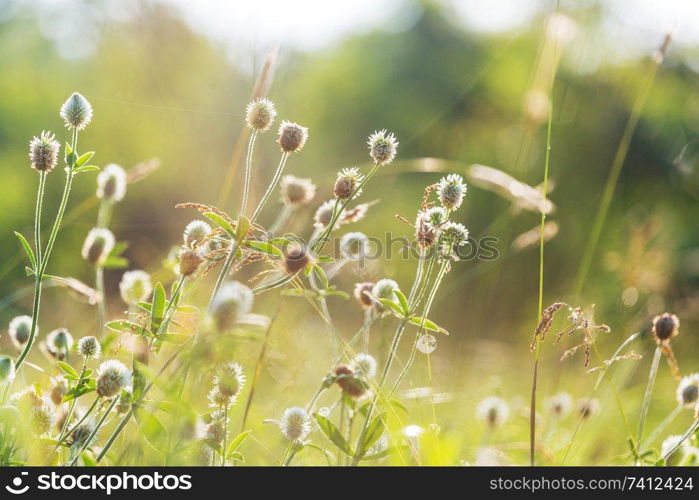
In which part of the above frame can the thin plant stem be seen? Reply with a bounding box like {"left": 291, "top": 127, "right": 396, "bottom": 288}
{"left": 250, "top": 152, "right": 289, "bottom": 223}
{"left": 56, "top": 396, "right": 100, "bottom": 449}
{"left": 221, "top": 403, "right": 229, "bottom": 466}
{"left": 69, "top": 397, "right": 118, "bottom": 466}
{"left": 641, "top": 404, "right": 683, "bottom": 451}
{"left": 267, "top": 204, "right": 292, "bottom": 236}
{"left": 637, "top": 346, "right": 662, "bottom": 450}
{"left": 662, "top": 419, "right": 699, "bottom": 462}
{"left": 57, "top": 357, "right": 89, "bottom": 444}
{"left": 240, "top": 130, "right": 258, "bottom": 216}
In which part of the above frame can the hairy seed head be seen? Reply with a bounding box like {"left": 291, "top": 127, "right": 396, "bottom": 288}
{"left": 371, "top": 278, "right": 399, "bottom": 311}
{"left": 96, "top": 359, "right": 131, "bottom": 398}
{"left": 476, "top": 396, "right": 510, "bottom": 428}
{"left": 183, "top": 220, "right": 213, "bottom": 249}
{"left": 60, "top": 92, "right": 93, "bottom": 130}
{"left": 367, "top": 129, "right": 398, "bottom": 166}
{"left": 351, "top": 353, "right": 377, "bottom": 379}
{"left": 277, "top": 121, "right": 308, "bottom": 153}
{"left": 280, "top": 175, "right": 316, "bottom": 207}
{"left": 545, "top": 392, "right": 573, "bottom": 418}
{"left": 437, "top": 174, "right": 467, "bottom": 210}
{"left": 210, "top": 281, "right": 254, "bottom": 331}
{"left": 215, "top": 362, "right": 246, "bottom": 398}
{"left": 178, "top": 248, "right": 204, "bottom": 277}
{"left": 283, "top": 244, "right": 313, "bottom": 275}
{"left": 47, "top": 328, "right": 74, "bottom": 354}
{"left": 677, "top": 373, "right": 699, "bottom": 408}
{"left": 353, "top": 282, "right": 375, "bottom": 309}
{"left": 334, "top": 364, "right": 367, "bottom": 398}
{"left": 652, "top": 312, "right": 679, "bottom": 343}
{"left": 245, "top": 98, "right": 277, "bottom": 132}
{"left": 279, "top": 407, "right": 311, "bottom": 443}
{"left": 333, "top": 167, "right": 364, "bottom": 200}
{"left": 8, "top": 315, "right": 33, "bottom": 349}
{"left": 577, "top": 398, "right": 600, "bottom": 420}
{"left": 0, "top": 355, "right": 15, "bottom": 385}
{"left": 96, "top": 164, "right": 127, "bottom": 202}
{"left": 340, "top": 232, "right": 369, "bottom": 260}
{"left": 119, "top": 270, "right": 152, "bottom": 304}
{"left": 78, "top": 336, "right": 101, "bottom": 359}
{"left": 49, "top": 376, "right": 69, "bottom": 405}
{"left": 29, "top": 130, "right": 60, "bottom": 173}
{"left": 81, "top": 228, "right": 115, "bottom": 266}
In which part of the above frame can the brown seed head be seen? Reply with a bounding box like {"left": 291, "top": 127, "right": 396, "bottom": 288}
{"left": 179, "top": 249, "right": 204, "bottom": 277}
{"left": 334, "top": 364, "right": 366, "bottom": 397}
{"left": 652, "top": 313, "right": 679, "bottom": 344}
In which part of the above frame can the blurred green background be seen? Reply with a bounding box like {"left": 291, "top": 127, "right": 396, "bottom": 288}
{"left": 1, "top": 0, "right": 699, "bottom": 464}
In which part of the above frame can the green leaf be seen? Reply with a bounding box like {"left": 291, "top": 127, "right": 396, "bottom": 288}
{"left": 106, "top": 319, "right": 149, "bottom": 336}
{"left": 226, "top": 430, "right": 252, "bottom": 458}
{"left": 102, "top": 255, "right": 129, "bottom": 269}
{"left": 110, "top": 241, "right": 129, "bottom": 257}
{"left": 311, "top": 264, "right": 328, "bottom": 290}
{"left": 204, "top": 212, "right": 236, "bottom": 237}
{"left": 134, "top": 410, "right": 168, "bottom": 453}
{"left": 150, "top": 283, "right": 167, "bottom": 334}
{"left": 14, "top": 232, "right": 36, "bottom": 270}
{"left": 73, "top": 165, "right": 100, "bottom": 174}
{"left": 236, "top": 214, "right": 250, "bottom": 241}
{"left": 363, "top": 445, "right": 410, "bottom": 461}
{"left": 315, "top": 254, "right": 335, "bottom": 263}
{"left": 74, "top": 151, "right": 95, "bottom": 168}
{"left": 57, "top": 361, "right": 78, "bottom": 378}
{"left": 408, "top": 316, "right": 449, "bottom": 335}
{"left": 313, "top": 413, "right": 354, "bottom": 457}
{"left": 245, "top": 240, "right": 282, "bottom": 257}
{"left": 379, "top": 298, "right": 406, "bottom": 317}
{"left": 356, "top": 412, "right": 386, "bottom": 459}
{"left": 394, "top": 289, "right": 410, "bottom": 315}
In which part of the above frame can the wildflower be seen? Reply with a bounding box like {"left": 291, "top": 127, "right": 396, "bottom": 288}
{"left": 652, "top": 313, "right": 679, "bottom": 344}
{"left": 60, "top": 92, "right": 93, "bottom": 130}
{"left": 341, "top": 202, "right": 370, "bottom": 224}
{"left": 204, "top": 420, "right": 226, "bottom": 444}
{"left": 368, "top": 129, "right": 398, "bottom": 166}
{"left": 334, "top": 365, "right": 366, "bottom": 398}
{"left": 313, "top": 200, "right": 344, "bottom": 229}
{"left": 354, "top": 282, "right": 375, "bottom": 309}
{"left": 8, "top": 315, "right": 32, "bottom": 349}
{"left": 245, "top": 98, "right": 277, "bottom": 132}
{"left": 476, "top": 396, "right": 510, "bottom": 428}
{"left": 96, "top": 164, "right": 127, "bottom": 202}
{"left": 77, "top": 336, "right": 101, "bottom": 359}
{"left": 661, "top": 435, "right": 689, "bottom": 465}
{"left": 545, "top": 392, "right": 573, "bottom": 418}
{"left": 282, "top": 244, "right": 313, "bottom": 275}
{"left": 46, "top": 328, "right": 74, "bottom": 358}
{"left": 437, "top": 174, "right": 467, "bottom": 210}
{"left": 183, "top": 220, "right": 212, "bottom": 249}
{"left": 577, "top": 398, "right": 600, "bottom": 420}
{"left": 96, "top": 359, "right": 132, "bottom": 398}
{"left": 49, "top": 376, "right": 68, "bottom": 405}
{"left": 334, "top": 167, "right": 364, "bottom": 200}
{"left": 119, "top": 270, "right": 152, "bottom": 304}
{"left": 215, "top": 362, "right": 245, "bottom": 398}
{"left": 351, "top": 353, "right": 377, "bottom": 379}
{"left": 280, "top": 175, "right": 316, "bottom": 207}
{"left": 415, "top": 211, "right": 437, "bottom": 249}
{"left": 29, "top": 131, "right": 59, "bottom": 173}
{"left": 340, "top": 232, "right": 369, "bottom": 260}
{"left": 277, "top": 121, "right": 308, "bottom": 153}
{"left": 210, "top": 281, "right": 254, "bottom": 331}
{"left": 439, "top": 221, "right": 469, "bottom": 261}
{"left": 676, "top": 374, "right": 699, "bottom": 408}
{"left": 178, "top": 248, "right": 204, "bottom": 277}
{"left": 81, "top": 228, "right": 115, "bottom": 266}
{"left": 279, "top": 407, "right": 311, "bottom": 443}
{"left": 70, "top": 419, "right": 97, "bottom": 450}
{"left": 208, "top": 387, "right": 235, "bottom": 409}
{"left": 425, "top": 206, "right": 447, "bottom": 226}
{"left": 0, "top": 355, "right": 14, "bottom": 385}
{"left": 12, "top": 388, "right": 55, "bottom": 435}
{"left": 371, "top": 278, "right": 399, "bottom": 311}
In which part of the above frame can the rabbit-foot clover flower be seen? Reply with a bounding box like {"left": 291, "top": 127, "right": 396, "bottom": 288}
{"left": 282, "top": 244, "right": 314, "bottom": 275}
{"left": 277, "top": 121, "right": 308, "bottom": 153}
{"left": 119, "top": 270, "right": 153, "bottom": 304}
{"left": 340, "top": 232, "right": 370, "bottom": 261}
{"left": 661, "top": 435, "right": 690, "bottom": 465}
{"left": 210, "top": 281, "right": 254, "bottom": 331}
{"left": 0, "top": 355, "right": 15, "bottom": 385}
{"left": 333, "top": 365, "right": 367, "bottom": 398}
{"left": 426, "top": 206, "right": 448, "bottom": 226}
{"left": 334, "top": 167, "right": 364, "bottom": 200}
{"left": 577, "top": 398, "right": 600, "bottom": 420}
{"left": 178, "top": 248, "right": 204, "bottom": 277}
{"left": 279, "top": 407, "right": 311, "bottom": 443}
{"left": 96, "top": 164, "right": 127, "bottom": 202}
{"left": 437, "top": 174, "right": 467, "bottom": 211}
{"left": 78, "top": 336, "right": 101, "bottom": 359}
{"left": 29, "top": 130, "right": 60, "bottom": 173}
{"left": 96, "top": 359, "right": 132, "bottom": 398}
{"left": 49, "top": 376, "right": 69, "bottom": 405}
{"left": 415, "top": 211, "right": 438, "bottom": 250}
{"left": 208, "top": 387, "right": 235, "bottom": 409}
{"left": 8, "top": 315, "right": 33, "bottom": 349}
{"left": 652, "top": 313, "right": 679, "bottom": 344}
{"left": 245, "top": 98, "right": 277, "bottom": 132}
{"left": 368, "top": 129, "right": 398, "bottom": 166}
{"left": 354, "top": 282, "right": 375, "bottom": 309}
{"left": 82, "top": 228, "right": 115, "bottom": 266}
{"left": 313, "top": 200, "right": 344, "bottom": 229}
{"left": 351, "top": 353, "right": 377, "bottom": 379}
{"left": 46, "top": 328, "right": 74, "bottom": 358}
{"left": 676, "top": 373, "right": 699, "bottom": 408}
{"left": 70, "top": 419, "right": 97, "bottom": 450}
{"left": 183, "top": 220, "right": 213, "bottom": 249}
{"left": 476, "top": 396, "right": 510, "bottom": 429}
{"left": 280, "top": 175, "right": 316, "bottom": 207}
{"left": 371, "top": 278, "right": 399, "bottom": 311}
{"left": 13, "top": 388, "right": 55, "bottom": 435}
{"left": 439, "top": 221, "right": 469, "bottom": 261}
{"left": 545, "top": 392, "right": 573, "bottom": 418}
{"left": 215, "top": 362, "right": 246, "bottom": 398}
{"left": 60, "top": 92, "right": 93, "bottom": 130}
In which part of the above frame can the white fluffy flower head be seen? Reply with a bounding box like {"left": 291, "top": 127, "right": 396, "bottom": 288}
{"left": 96, "top": 359, "right": 131, "bottom": 398}
{"left": 97, "top": 164, "right": 127, "bottom": 202}
{"left": 119, "top": 270, "right": 153, "bottom": 304}
{"left": 677, "top": 373, "right": 699, "bottom": 408}
{"left": 81, "top": 228, "right": 115, "bottom": 266}
{"left": 476, "top": 396, "right": 510, "bottom": 428}
{"left": 340, "top": 232, "right": 370, "bottom": 260}
{"left": 60, "top": 92, "right": 93, "bottom": 130}
{"left": 9, "top": 315, "right": 33, "bottom": 349}
{"left": 78, "top": 336, "right": 101, "bottom": 359}
{"left": 280, "top": 407, "right": 311, "bottom": 443}
{"left": 280, "top": 175, "right": 316, "bottom": 207}
{"left": 210, "top": 281, "right": 254, "bottom": 331}
{"left": 368, "top": 129, "right": 398, "bottom": 166}
{"left": 437, "top": 174, "right": 467, "bottom": 210}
